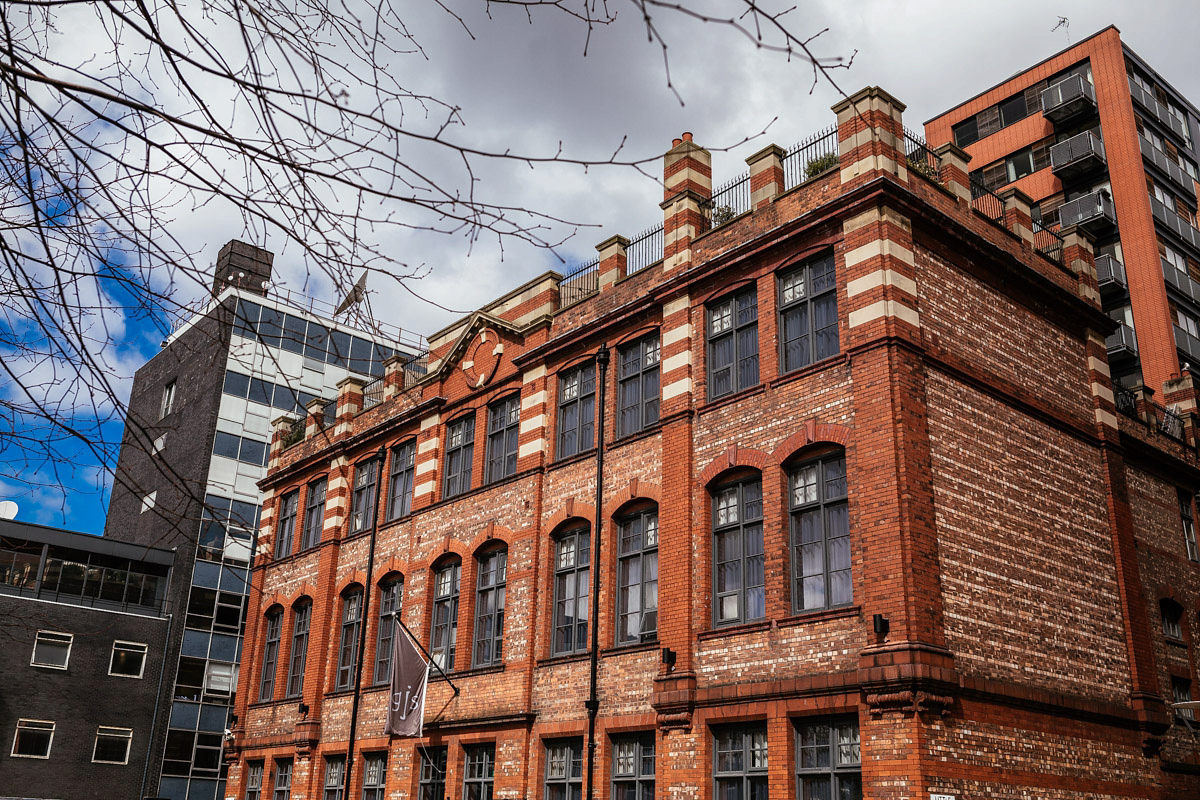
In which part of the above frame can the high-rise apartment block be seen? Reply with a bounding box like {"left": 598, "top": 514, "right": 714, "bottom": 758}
{"left": 102, "top": 241, "right": 423, "bottom": 800}
{"left": 926, "top": 25, "right": 1200, "bottom": 401}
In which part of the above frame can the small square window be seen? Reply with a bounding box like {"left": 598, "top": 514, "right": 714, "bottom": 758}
{"left": 92, "top": 726, "right": 133, "bottom": 764}
{"left": 11, "top": 719, "right": 55, "bottom": 758}
{"left": 31, "top": 631, "right": 73, "bottom": 669}
{"left": 109, "top": 641, "right": 148, "bottom": 678}
{"left": 1173, "top": 677, "right": 1195, "bottom": 721}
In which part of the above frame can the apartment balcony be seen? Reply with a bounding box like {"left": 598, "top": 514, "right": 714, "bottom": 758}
{"left": 1050, "top": 131, "right": 1106, "bottom": 181}
{"left": 1150, "top": 196, "right": 1200, "bottom": 251}
{"left": 1176, "top": 325, "right": 1200, "bottom": 368}
{"left": 1059, "top": 190, "right": 1116, "bottom": 235}
{"left": 1106, "top": 322, "right": 1138, "bottom": 362}
{"left": 1162, "top": 257, "right": 1200, "bottom": 304}
{"left": 1140, "top": 136, "right": 1197, "bottom": 202}
{"left": 1094, "top": 254, "right": 1127, "bottom": 298}
{"left": 1128, "top": 77, "right": 1191, "bottom": 143}
{"left": 1041, "top": 74, "right": 1097, "bottom": 126}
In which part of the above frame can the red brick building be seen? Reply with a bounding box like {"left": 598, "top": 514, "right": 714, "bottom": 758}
{"left": 225, "top": 85, "right": 1200, "bottom": 800}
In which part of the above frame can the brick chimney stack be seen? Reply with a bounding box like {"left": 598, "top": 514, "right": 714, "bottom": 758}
{"left": 661, "top": 132, "right": 712, "bottom": 272}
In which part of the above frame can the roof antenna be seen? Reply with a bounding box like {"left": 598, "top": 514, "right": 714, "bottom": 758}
{"left": 1051, "top": 16, "right": 1071, "bottom": 45}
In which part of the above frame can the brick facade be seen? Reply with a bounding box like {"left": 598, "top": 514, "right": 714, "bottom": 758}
{"left": 226, "top": 86, "right": 1200, "bottom": 800}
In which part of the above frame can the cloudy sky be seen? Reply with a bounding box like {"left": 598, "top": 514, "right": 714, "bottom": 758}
{"left": 7, "top": 0, "right": 1200, "bottom": 532}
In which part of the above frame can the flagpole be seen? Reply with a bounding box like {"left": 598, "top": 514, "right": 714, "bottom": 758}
{"left": 395, "top": 613, "right": 460, "bottom": 694}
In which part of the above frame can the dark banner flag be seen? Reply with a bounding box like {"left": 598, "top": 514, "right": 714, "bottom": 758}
{"left": 385, "top": 618, "right": 429, "bottom": 737}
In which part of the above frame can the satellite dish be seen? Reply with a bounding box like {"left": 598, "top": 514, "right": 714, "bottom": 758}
{"left": 0, "top": 501, "right": 17, "bottom": 520}
{"left": 334, "top": 271, "right": 368, "bottom": 316}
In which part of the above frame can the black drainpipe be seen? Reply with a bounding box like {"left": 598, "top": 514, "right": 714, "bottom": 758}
{"left": 585, "top": 344, "right": 610, "bottom": 800}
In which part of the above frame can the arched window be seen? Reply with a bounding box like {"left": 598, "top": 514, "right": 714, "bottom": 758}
{"left": 285, "top": 600, "right": 311, "bottom": 698}
{"left": 712, "top": 476, "right": 763, "bottom": 626}
{"left": 373, "top": 576, "right": 404, "bottom": 684}
{"left": 258, "top": 607, "right": 283, "bottom": 701}
{"left": 616, "top": 506, "right": 658, "bottom": 645}
{"left": 335, "top": 588, "right": 363, "bottom": 690}
{"left": 430, "top": 560, "right": 461, "bottom": 670}
{"left": 473, "top": 548, "right": 507, "bottom": 667}
{"left": 553, "top": 526, "right": 591, "bottom": 655}
{"left": 790, "top": 450, "right": 850, "bottom": 612}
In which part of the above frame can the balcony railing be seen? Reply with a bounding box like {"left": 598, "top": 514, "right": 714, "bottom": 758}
{"left": 361, "top": 376, "right": 385, "bottom": 410}
{"left": 1059, "top": 190, "right": 1116, "bottom": 234}
{"left": 559, "top": 257, "right": 600, "bottom": 307}
{"left": 1114, "top": 385, "right": 1138, "bottom": 419}
{"left": 704, "top": 172, "right": 751, "bottom": 229}
{"left": 322, "top": 398, "right": 337, "bottom": 427}
{"left": 1049, "top": 131, "right": 1105, "bottom": 180}
{"left": 904, "top": 127, "right": 938, "bottom": 179}
{"left": 968, "top": 174, "right": 1005, "bottom": 224}
{"left": 1040, "top": 74, "right": 1097, "bottom": 125}
{"left": 1175, "top": 325, "right": 1200, "bottom": 367}
{"left": 1150, "top": 196, "right": 1200, "bottom": 251}
{"left": 281, "top": 417, "right": 305, "bottom": 449}
{"left": 1128, "top": 76, "right": 1190, "bottom": 143}
{"left": 1162, "top": 257, "right": 1200, "bottom": 305}
{"left": 1105, "top": 322, "right": 1138, "bottom": 359}
{"left": 1032, "top": 221, "right": 1064, "bottom": 264}
{"left": 626, "top": 224, "right": 664, "bottom": 275}
{"left": 1151, "top": 400, "right": 1186, "bottom": 442}
{"left": 782, "top": 125, "right": 839, "bottom": 189}
{"left": 1140, "top": 136, "right": 1197, "bottom": 201}
{"left": 1093, "top": 254, "right": 1127, "bottom": 296}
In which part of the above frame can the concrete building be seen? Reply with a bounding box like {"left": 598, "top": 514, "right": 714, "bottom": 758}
{"left": 223, "top": 83, "right": 1200, "bottom": 800}
{"left": 0, "top": 517, "right": 176, "bottom": 799}
{"left": 103, "top": 243, "right": 424, "bottom": 800}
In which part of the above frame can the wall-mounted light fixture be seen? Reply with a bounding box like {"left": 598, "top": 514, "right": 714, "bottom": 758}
{"left": 661, "top": 647, "right": 677, "bottom": 670}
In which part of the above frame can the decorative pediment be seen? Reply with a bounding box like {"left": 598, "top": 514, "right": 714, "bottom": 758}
{"left": 426, "top": 312, "right": 526, "bottom": 387}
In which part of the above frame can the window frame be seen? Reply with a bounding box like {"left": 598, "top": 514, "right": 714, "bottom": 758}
{"left": 273, "top": 759, "right": 294, "bottom": 800}
{"left": 161, "top": 379, "right": 176, "bottom": 419}
{"left": 323, "top": 755, "right": 346, "bottom": 800}
{"left": 275, "top": 490, "right": 299, "bottom": 557}
{"left": 336, "top": 589, "right": 364, "bottom": 690}
{"left": 463, "top": 744, "right": 496, "bottom": 800}
{"left": 473, "top": 548, "right": 507, "bottom": 668}
{"left": 617, "top": 335, "right": 661, "bottom": 438}
{"left": 485, "top": 395, "right": 521, "bottom": 484}
{"left": 349, "top": 459, "right": 381, "bottom": 534}
{"left": 712, "top": 726, "right": 767, "bottom": 800}
{"left": 1173, "top": 676, "right": 1195, "bottom": 721}
{"left": 374, "top": 576, "right": 403, "bottom": 684}
{"left": 1162, "top": 598, "right": 1185, "bottom": 641}
{"left": 109, "top": 640, "right": 149, "bottom": 678}
{"left": 362, "top": 752, "right": 387, "bottom": 800}
{"left": 611, "top": 734, "right": 655, "bottom": 800}
{"left": 778, "top": 252, "right": 839, "bottom": 375}
{"left": 92, "top": 725, "right": 133, "bottom": 765}
{"left": 556, "top": 362, "right": 596, "bottom": 460}
{"left": 286, "top": 601, "right": 311, "bottom": 698}
{"left": 1182, "top": 494, "right": 1200, "bottom": 563}
{"left": 301, "top": 478, "right": 327, "bottom": 550}
{"left": 31, "top": 630, "right": 73, "bottom": 669}
{"left": 616, "top": 509, "right": 659, "bottom": 646}
{"left": 418, "top": 746, "right": 447, "bottom": 800}
{"left": 259, "top": 608, "right": 283, "bottom": 701}
{"left": 789, "top": 450, "right": 852, "bottom": 614}
{"left": 444, "top": 415, "right": 476, "bottom": 499}
{"left": 11, "top": 719, "right": 55, "bottom": 759}
{"left": 430, "top": 561, "right": 461, "bottom": 672}
{"left": 543, "top": 739, "right": 583, "bottom": 800}
{"left": 795, "top": 718, "right": 862, "bottom": 800}
{"left": 707, "top": 287, "right": 759, "bottom": 400}
{"left": 552, "top": 526, "right": 591, "bottom": 656}
{"left": 245, "top": 760, "right": 264, "bottom": 800}
{"left": 387, "top": 440, "right": 416, "bottom": 519}
{"left": 712, "top": 477, "right": 765, "bottom": 627}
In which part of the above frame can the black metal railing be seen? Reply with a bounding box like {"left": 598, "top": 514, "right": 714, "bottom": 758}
{"left": 362, "top": 376, "right": 385, "bottom": 410}
{"left": 1059, "top": 190, "right": 1116, "bottom": 230}
{"left": 969, "top": 173, "right": 1005, "bottom": 223}
{"left": 626, "top": 223, "right": 664, "bottom": 275}
{"left": 904, "top": 127, "right": 938, "bottom": 180}
{"left": 1040, "top": 73, "right": 1096, "bottom": 118}
{"left": 559, "top": 257, "right": 600, "bottom": 307}
{"left": 782, "top": 125, "right": 839, "bottom": 189}
{"left": 1049, "top": 130, "right": 1105, "bottom": 172}
{"left": 1152, "top": 401, "right": 1186, "bottom": 442}
{"left": 1114, "top": 385, "right": 1138, "bottom": 419}
{"left": 322, "top": 398, "right": 337, "bottom": 427}
{"left": 403, "top": 352, "right": 430, "bottom": 389}
{"left": 704, "top": 172, "right": 751, "bottom": 229}
{"left": 1032, "top": 220, "right": 1064, "bottom": 264}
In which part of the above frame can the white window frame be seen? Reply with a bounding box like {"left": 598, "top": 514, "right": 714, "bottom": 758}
{"left": 160, "top": 380, "right": 177, "bottom": 419}
{"left": 31, "top": 630, "right": 73, "bottom": 669}
{"left": 92, "top": 726, "right": 133, "bottom": 764}
{"left": 109, "top": 640, "right": 149, "bottom": 678}
{"left": 11, "top": 719, "right": 55, "bottom": 759}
